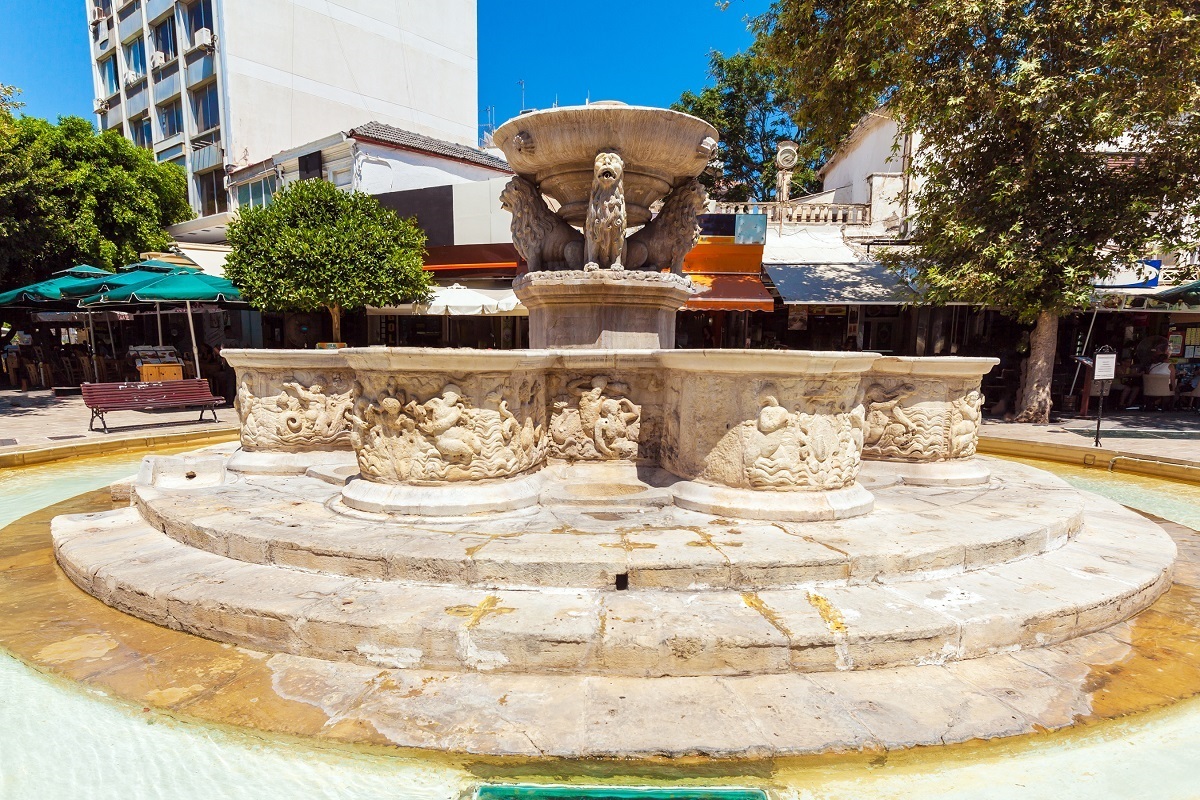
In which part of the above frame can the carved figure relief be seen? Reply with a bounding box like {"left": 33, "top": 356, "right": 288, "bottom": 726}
{"left": 347, "top": 379, "right": 546, "bottom": 484}
{"left": 549, "top": 376, "right": 641, "bottom": 460}
{"left": 236, "top": 372, "right": 353, "bottom": 452}
{"left": 584, "top": 152, "right": 628, "bottom": 271}
{"left": 500, "top": 176, "right": 584, "bottom": 271}
{"left": 740, "top": 397, "right": 864, "bottom": 490}
{"left": 861, "top": 378, "right": 985, "bottom": 462}
{"left": 626, "top": 178, "right": 708, "bottom": 274}
{"left": 949, "top": 389, "right": 984, "bottom": 458}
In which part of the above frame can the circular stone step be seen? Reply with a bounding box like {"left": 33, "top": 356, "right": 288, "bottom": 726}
{"left": 132, "top": 458, "right": 1086, "bottom": 591}
{"left": 52, "top": 494, "right": 1174, "bottom": 678}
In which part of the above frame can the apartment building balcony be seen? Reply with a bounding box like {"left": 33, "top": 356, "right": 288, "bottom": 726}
{"left": 145, "top": 0, "right": 175, "bottom": 23}
{"left": 117, "top": 7, "right": 143, "bottom": 43}
{"left": 185, "top": 53, "right": 215, "bottom": 88}
{"left": 190, "top": 136, "right": 223, "bottom": 172}
{"left": 153, "top": 66, "right": 181, "bottom": 103}
{"left": 125, "top": 82, "right": 149, "bottom": 117}
{"left": 713, "top": 201, "right": 871, "bottom": 226}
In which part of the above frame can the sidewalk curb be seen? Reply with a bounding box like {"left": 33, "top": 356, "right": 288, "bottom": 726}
{"left": 0, "top": 426, "right": 239, "bottom": 469}
{"left": 979, "top": 434, "right": 1200, "bottom": 485}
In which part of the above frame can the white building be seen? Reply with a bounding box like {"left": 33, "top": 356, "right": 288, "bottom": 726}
{"left": 86, "top": 0, "right": 478, "bottom": 221}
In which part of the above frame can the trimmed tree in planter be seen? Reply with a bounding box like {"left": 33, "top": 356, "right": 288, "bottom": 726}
{"left": 225, "top": 179, "right": 430, "bottom": 343}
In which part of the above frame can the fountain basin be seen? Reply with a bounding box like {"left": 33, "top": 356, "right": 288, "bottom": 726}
{"left": 222, "top": 349, "right": 355, "bottom": 474}
{"left": 861, "top": 356, "right": 1000, "bottom": 487}
{"left": 494, "top": 103, "right": 718, "bottom": 226}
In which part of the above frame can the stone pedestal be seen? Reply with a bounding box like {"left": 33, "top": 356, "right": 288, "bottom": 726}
{"left": 513, "top": 270, "right": 695, "bottom": 350}
{"left": 861, "top": 356, "right": 999, "bottom": 486}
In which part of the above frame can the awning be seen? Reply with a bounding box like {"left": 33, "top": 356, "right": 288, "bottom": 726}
{"left": 763, "top": 227, "right": 866, "bottom": 265}
{"left": 686, "top": 273, "right": 775, "bottom": 312}
{"left": 33, "top": 310, "right": 133, "bottom": 324}
{"left": 371, "top": 284, "right": 526, "bottom": 316}
{"left": 764, "top": 262, "right": 905, "bottom": 305}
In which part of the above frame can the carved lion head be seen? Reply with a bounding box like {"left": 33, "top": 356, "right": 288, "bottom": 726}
{"left": 593, "top": 151, "right": 624, "bottom": 190}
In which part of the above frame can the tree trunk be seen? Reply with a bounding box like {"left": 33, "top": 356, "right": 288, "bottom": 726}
{"left": 1014, "top": 310, "right": 1058, "bottom": 424}
{"left": 328, "top": 304, "right": 342, "bottom": 344}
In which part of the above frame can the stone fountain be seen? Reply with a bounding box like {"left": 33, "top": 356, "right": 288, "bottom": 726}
{"left": 51, "top": 103, "right": 1175, "bottom": 759}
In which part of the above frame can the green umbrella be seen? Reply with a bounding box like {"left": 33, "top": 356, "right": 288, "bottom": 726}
{"left": 1152, "top": 279, "right": 1200, "bottom": 305}
{"left": 60, "top": 260, "right": 199, "bottom": 299}
{"left": 79, "top": 271, "right": 242, "bottom": 375}
{"left": 0, "top": 265, "right": 112, "bottom": 306}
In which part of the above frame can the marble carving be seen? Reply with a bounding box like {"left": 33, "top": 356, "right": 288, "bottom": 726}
{"left": 549, "top": 375, "right": 642, "bottom": 461}
{"left": 347, "top": 377, "right": 546, "bottom": 484}
{"left": 236, "top": 371, "right": 354, "bottom": 452}
{"left": 862, "top": 378, "right": 985, "bottom": 462}
{"left": 499, "top": 176, "right": 584, "bottom": 272}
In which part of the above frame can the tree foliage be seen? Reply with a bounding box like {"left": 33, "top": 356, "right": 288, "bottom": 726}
{"left": 0, "top": 113, "right": 193, "bottom": 290}
{"left": 673, "top": 49, "right": 820, "bottom": 202}
{"left": 756, "top": 1, "right": 1200, "bottom": 420}
{"left": 224, "top": 179, "right": 430, "bottom": 342}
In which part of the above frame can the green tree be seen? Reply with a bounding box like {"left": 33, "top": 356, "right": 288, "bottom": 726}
{"left": 224, "top": 179, "right": 431, "bottom": 343}
{"left": 0, "top": 113, "right": 192, "bottom": 290}
{"left": 673, "top": 49, "right": 818, "bottom": 202}
{"left": 756, "top": 1, "right": 1200, "bottom": 422}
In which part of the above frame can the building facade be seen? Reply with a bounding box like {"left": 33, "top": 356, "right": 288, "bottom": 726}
{"left": 86, "top": 0, "right": 478, "bottom": 221}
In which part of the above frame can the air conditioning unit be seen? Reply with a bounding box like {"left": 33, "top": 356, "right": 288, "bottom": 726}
{"left": 94, "top": 98, "right": 110, "bottom": 114}
{"left": 149, "top": 50, "right": 166, "bottom": 69}
{"left": 124, "top": 71, "right": 143, "bottom": 87}
{"left": 193, "top": 27, "right": 214, "bottom": 50}
{"left": 89, "top": 5, "right": 109, "bottom": 24}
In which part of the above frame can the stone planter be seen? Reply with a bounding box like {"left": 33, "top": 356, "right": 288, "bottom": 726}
{"left": 338, "top": 348, "right": 555, "bottom": 515}
{"left": 658, "top": 350, "right": 879, "bottom": 521}
{"left": 221, "top": 349, "right": 357, "bottom": 474}
{"left": 858, "top": 356, "right": 999, "bottom": 486}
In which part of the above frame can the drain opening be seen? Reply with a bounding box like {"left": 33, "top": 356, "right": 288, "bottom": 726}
{"left": 615, "top": 573, "right": 629, "bottom": 591}
{"left": 184, "top": 471, "right": 197, "bottom": 480}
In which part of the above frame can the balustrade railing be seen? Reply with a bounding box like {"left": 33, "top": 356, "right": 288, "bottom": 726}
{"left": 713, "top": 201, "right": 870, "bottom": 225}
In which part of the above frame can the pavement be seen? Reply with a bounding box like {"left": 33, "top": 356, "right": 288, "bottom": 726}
{"left": 982, "top": 410, "right": 1200, "bottom": 465}
{"left": 0, "top": 388, "right": 238, "bottom": 459}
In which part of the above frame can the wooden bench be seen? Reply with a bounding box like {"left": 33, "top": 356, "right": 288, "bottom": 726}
{"left": 81, "top": 379, "right": 223, "bottom": 433}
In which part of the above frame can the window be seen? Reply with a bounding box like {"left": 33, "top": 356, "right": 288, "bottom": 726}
{"left": 190, "top": 82, "right": 219, "bottom": 133}
{"left": 99, "top": 56, "right": 119, "bottom": 97}
{"left": 196, "top": 169, "right": 228, "bottom": 217}
{"left": 153, "top": 17, "right": 177, "bottom": 61}
{"left": 187, "top": 0, "right": 213, "bottom": 37}
{"left": 158, "top": 99, "right": 183, "bottom": 137}
{"left": 236, "top": 175, "right": 277, "bottom": 210}
{"left": 125, "top": 37, "right": 146, "bottom": 78}
{"left": 96, "top": 0, "right": 113, "bottom": 13}
{"left": 131, "top": 116, "right": 152, "bottom": 148}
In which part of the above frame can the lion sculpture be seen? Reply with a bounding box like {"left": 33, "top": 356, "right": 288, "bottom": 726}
{"left": 626, "top": 178, "right": 708, "bottom": 274}
{"left": 584, "top": 151, "right": 628, "bottom": 270}
{"left": 500, "top": 176, "right": 583, "bottom": 271}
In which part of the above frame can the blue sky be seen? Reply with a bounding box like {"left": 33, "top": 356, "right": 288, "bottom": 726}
{"left": 0, "top": 0, "right": 766, "bottom": 140}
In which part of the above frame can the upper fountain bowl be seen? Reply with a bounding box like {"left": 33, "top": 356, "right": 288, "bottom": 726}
{"left": 494, "top": 102, "right": 719, "bottom": 226}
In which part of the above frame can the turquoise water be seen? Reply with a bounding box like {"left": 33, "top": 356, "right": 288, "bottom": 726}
{"left": 2, "top": 452, "right": 1200, "bottom": 799}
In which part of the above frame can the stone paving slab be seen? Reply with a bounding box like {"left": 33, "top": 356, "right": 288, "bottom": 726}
{"left": 51, "top": 499, "right": 1174, "bottom": 677}
{"left": 130, "top": 458, "right": 1088, "bottom": 591}
{"left": 5, "top": 487, "right": 1200, "bottom": 758}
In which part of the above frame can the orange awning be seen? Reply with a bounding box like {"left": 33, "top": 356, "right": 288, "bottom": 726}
{"left": 686, "top": 273, "right": 775, "bottom": 312}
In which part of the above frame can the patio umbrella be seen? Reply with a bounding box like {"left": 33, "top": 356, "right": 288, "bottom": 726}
{"left": 0, "top": 265, "right": 115, "bottom": 380}
{"left": 1152, "top": 279, "right": 1200, "bottom": 305}
{"left": 78, "top": 271, "right": 242, "bottom": 375}
{"left": 0, "top": 265, "right": 111, "bottom": 305}
{"left": 387, "top": 284, "right": 523, "bottom": 316}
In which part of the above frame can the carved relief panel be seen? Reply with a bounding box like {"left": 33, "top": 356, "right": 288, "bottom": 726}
{"left": 662, "top": 371, "right": 866, "bottom": 491}
{"left": 861, "top": 376, "right": 984, "bottom": 462}
{"left": 235, "top": 368, "right": 356, "bottom": 452}
{"left": 347, "top": 371, "right": 547, "bottom": 484}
